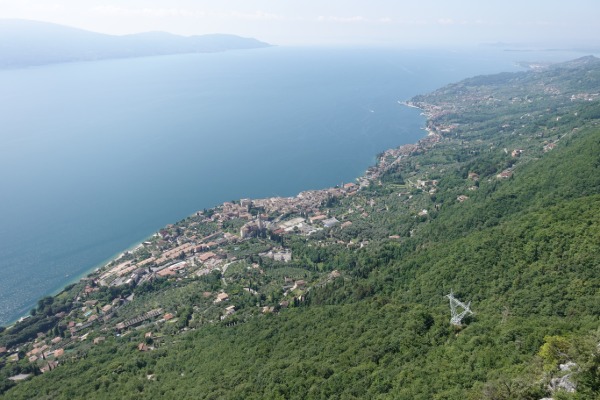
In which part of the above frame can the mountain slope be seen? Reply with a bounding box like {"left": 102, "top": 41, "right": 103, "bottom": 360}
{"left": 0, "top": 19, "right": 272, "bottom": 68}
{"left": 2, "top": 57, "right": 600, "bottom": 399}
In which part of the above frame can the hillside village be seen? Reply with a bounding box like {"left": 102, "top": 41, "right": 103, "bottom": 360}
{"left": 1, "top": 88, "right": 567, "bottom": 378}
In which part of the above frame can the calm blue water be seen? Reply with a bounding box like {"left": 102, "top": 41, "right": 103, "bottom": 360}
{"left": 0, "top": 46, "right": 588, "bottom": 325}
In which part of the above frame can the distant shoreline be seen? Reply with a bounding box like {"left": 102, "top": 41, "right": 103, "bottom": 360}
{"left": 0, "top": 19, "right": 272, "bottom": 69}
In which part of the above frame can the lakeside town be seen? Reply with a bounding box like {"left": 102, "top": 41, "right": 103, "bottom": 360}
{"left": 0, "top": 100, "right": 447, "bottom": 378}
{"left": 1, "top": 72, "right": 576, "bottom": 379}
{"left": 2, "top": 50, "right": 599, "bottom": 399}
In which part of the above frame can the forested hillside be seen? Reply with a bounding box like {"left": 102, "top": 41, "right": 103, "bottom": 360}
{"left": 2, "top": 57, "right": 600, "bottom": 399}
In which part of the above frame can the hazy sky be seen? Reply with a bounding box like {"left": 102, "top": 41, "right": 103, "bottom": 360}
{"left": 1, "top": 0, "right": 599, "bottom": 47}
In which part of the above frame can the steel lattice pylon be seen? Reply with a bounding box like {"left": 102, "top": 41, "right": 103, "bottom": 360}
{"left": 446, "top": 290, "right": 473, "bottom": 326}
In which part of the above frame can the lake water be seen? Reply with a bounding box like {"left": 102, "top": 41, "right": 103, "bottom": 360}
{"left": 0, "top": 46, "right": 588, "bottom": 325}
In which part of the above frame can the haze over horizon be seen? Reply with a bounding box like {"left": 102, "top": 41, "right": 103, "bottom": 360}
{"left": 1, "top": 0, "right": 599, "bottom": 48}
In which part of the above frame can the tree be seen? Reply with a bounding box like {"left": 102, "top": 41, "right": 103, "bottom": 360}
{"left": 539, "top": 335, "right": 571, "bottom": 372}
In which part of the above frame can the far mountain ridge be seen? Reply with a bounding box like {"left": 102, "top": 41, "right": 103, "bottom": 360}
{"left": 0, "top": 19, "right": 272, "bottom": 68}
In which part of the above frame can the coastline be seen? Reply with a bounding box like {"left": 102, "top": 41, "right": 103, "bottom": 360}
{"left": 3, "top": 238, "right": 152, "bottom": 328}
{"left": 4, "top": 51, "right": 600, "bottom": 400}
{"left": 4, "top": 100, "right": 431, "bottom": 328}
{"left": 7, "top": 46, "right": 579, "bottom": 328}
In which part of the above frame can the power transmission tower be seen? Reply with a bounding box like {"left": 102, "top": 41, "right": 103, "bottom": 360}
{"left": 446, "top": 290, "right": 473, "bottom": 326}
